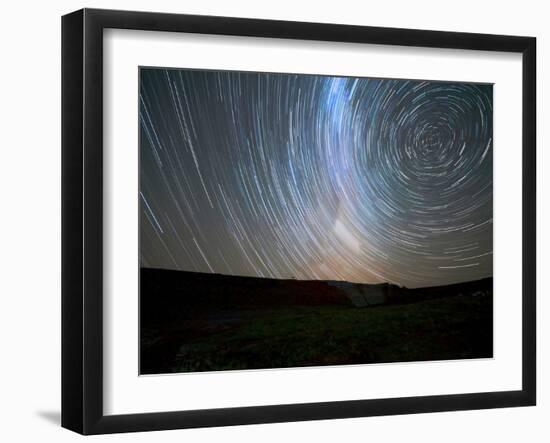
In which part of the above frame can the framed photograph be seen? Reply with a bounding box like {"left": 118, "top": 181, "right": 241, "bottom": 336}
{"left": 62, "top": 8, "right": 536, "bottom": 434}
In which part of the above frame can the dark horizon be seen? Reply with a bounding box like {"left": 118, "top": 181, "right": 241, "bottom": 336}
{"left": 139, "top": 68, "right": 493, "bottom": 289}
{"left": 139, "top": 265, "right": 493, "bottom": 291}
{"left": 140, "top": 265, "right": 493, "bottom": 374}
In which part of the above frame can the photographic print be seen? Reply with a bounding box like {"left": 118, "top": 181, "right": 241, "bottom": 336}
{"left": 139, "top": 67, "right": 493, "bottom": 375}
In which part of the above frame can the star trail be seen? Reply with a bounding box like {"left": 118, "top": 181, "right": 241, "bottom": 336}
{"left": 139, "top": 68, "right": 493, "bottom": 288}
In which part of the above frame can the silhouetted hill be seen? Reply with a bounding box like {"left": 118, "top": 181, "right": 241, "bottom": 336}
{"left": 140, "top": 268, "right": 493, "bottom": 374}
{"left": 141, "top": 267, "right": 492, "bottom": 322}
{"left": 389, "top": 277, "right": 492, "bottom": 303}
{"left": 141, "top": 267, "right": 352, "bottom": 320}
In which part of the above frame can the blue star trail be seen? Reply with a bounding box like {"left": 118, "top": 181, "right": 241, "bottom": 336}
{"left": 139, "top": 68, "right": 492, "bottom": 288}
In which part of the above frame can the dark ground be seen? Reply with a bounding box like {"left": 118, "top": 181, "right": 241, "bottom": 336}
{"left": 140, "top": 268, "right": 493, "bottom": 374}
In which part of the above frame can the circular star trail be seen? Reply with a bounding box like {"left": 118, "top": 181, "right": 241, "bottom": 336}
{"left": 139, "top": 68, "right": 493, "bottom": 288}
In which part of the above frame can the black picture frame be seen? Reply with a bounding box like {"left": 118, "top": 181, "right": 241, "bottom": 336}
{"left": 62, "top": 8, "right": 536, "bottom": 435}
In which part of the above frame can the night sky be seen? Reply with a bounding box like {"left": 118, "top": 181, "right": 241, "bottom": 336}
{"left": 139, "top": 68, "right": 492, "bottom": 288}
